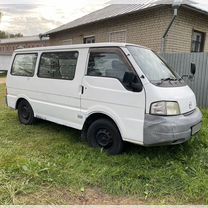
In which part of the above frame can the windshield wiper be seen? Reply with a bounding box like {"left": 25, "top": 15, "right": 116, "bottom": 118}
{"left": 161, "top": 78, "right": 178, "bottom": 82}
{"left": 153, "top": 78, "right": 180, "bottom": 86}
{"left": 163, "top": 77, "right": 184, "bottom": 83}
{"left": 158, "top": 77, "right": 183, "bottom": 85}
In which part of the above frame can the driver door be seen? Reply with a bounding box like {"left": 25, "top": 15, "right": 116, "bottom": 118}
{"left": 80, "top": 47, "right": 146, "bottom": 143}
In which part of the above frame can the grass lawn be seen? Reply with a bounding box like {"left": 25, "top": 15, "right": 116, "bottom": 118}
{"left": 0, "top": 83, "right": 208, "bottom": 205}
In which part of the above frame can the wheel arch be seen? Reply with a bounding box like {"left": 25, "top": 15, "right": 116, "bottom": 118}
{"left": 15, "top": 97, "right": 31, "bottom": 110}
{"left": 81, "top": 112, "right": 124, "bottom": 140}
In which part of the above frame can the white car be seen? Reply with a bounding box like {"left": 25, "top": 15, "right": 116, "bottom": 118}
{"left": 6, "top": 43, "right": 202, "bottom": 155}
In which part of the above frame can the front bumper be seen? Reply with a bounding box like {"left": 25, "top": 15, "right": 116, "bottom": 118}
{"left": 143, "top": 107, "right": 202, "bottom": 146}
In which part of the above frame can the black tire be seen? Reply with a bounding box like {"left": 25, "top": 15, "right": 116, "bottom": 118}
{"left": 17, "top": 100, "right": 35, "bottom": 125}
{"left": 87, "top": 118, "right": 124, "bottom": 155}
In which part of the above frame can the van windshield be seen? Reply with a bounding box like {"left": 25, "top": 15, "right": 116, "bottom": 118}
{"left": 127, "top": 46, "right": 181, "bottom": 84}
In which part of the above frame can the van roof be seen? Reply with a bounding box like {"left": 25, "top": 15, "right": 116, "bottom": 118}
{"left": 14, "top": 42, "right": 146, "bottom": 53}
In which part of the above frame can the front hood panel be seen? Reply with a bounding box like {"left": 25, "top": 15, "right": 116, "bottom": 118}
{"left": 145, "top": 84, "right": 197, "bottom": 114}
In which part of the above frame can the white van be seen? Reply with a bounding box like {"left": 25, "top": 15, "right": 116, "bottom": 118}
{"left": 6, "top": 43, "right": 202, "bottom": 155}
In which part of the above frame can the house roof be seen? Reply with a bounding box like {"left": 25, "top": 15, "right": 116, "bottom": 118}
{"left": 45, "top": 2, "right": 208, "bottom": 35}
{"left": 0, "top": 36, "right": 49, "bottom": 44}
{"left": 45, "top": 4, "right": 159, "bottom": 35}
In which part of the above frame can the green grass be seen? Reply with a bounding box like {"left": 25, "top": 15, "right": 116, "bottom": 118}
{"left": 0, "top": 83, "right": 208, "bottom": 204}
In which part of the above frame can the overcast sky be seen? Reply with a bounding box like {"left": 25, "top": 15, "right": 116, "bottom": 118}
{"left": 0, "top": 0, "right": 208, "bottom": 36}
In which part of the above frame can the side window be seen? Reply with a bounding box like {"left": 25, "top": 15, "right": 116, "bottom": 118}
{"left": 87, "top": 50, "right": 132, "bottom": 82}
{"left": 11, "top": 54, "right": 37, "bottom": 77}
{"left": 38, "top": 51, "right": 78, "bottom": 80}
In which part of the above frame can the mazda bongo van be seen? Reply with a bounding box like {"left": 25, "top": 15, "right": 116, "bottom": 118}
{"left": 6, "top": 43, "right": 202, "bottom": 155}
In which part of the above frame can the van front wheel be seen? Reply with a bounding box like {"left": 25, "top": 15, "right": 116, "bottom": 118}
{"left": 17, "top": 100, "right": 35, "bottom": 125}
{"left": 87, "top": 119, "right": 124, "bottom": 155}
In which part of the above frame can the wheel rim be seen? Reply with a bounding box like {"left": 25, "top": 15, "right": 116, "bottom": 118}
{"left": 95, "top": 128, "right": 113, "bottom": 148}
{"left": 20, "top": 105, "right": 30, "bottom": 120}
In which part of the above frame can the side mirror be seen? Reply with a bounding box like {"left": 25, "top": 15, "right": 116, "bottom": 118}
{"left": 191, "top": 63, "right": 196, "bottom": 76}
{"left": 123, "top": 72, "right": 135, "bottom": 83}
{"left": 123, "top": 72, "right": 143, "bottom": 92}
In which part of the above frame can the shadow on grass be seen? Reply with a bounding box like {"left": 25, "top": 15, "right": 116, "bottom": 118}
{"left": 35, "top": 118, "right": 82, "bottom": 142}
{"left": 33, "top": 118, "right": 197, "bottom": 161}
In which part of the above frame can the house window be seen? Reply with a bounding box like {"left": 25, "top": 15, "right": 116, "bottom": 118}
{"left": 191, "top": 30, "right": 205, "bottom": 52}
{"left": 83, "top": 36, "right": 95, "bottom": 44}
{"left": 62, "top": 39, "right": 72, "bottom": 45}
{"left": 109, "top": 30, "right": 127, "bottom": 43}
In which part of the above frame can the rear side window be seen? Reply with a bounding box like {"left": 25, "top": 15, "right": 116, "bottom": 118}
{"left": 38, "top": 51, "right": 78, "bottom": 80}
{"left": 11, "top": 54, "right": 37, "bottom": 77}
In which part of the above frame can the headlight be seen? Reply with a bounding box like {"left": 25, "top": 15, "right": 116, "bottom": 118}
{"left": 150, "top": 101, "right": 180, "bottom": 116}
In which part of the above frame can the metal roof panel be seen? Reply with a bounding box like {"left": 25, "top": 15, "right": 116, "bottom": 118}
{"left": 44, "top": 2, "right": 208, "bottom": 35}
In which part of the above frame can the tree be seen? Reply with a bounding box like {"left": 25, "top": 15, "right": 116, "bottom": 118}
{"left": 0, "top": 12, "right": 23, "bottom": 39}
{"left": 0, "top": 31, "right": 23, "bottom": 39}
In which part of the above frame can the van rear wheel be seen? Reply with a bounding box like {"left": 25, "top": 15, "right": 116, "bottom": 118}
{"left": 17, "top": 100, "right": 35, "bottom": 125}
{"left": 87, "top": 118, "right": 124, "bottom": 155}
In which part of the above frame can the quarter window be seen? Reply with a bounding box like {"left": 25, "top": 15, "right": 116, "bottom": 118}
{"left": 87, "top": 49, "right": 131, "bottom": 82}
{"left": 38, "top": 51, "right": 78, "bottom": 80}
{"left": 11, "top": 53, "right": 37, "bottom": 77}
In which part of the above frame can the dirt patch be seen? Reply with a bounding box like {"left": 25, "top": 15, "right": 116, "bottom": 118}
{"left": 16, "top": 187, "right": 144, "bottom": 205}
{"left": 0, "top": 78, "right": 6, "bottom": 84}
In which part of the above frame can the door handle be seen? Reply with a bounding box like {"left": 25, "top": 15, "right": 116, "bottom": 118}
{"left": 81, "top": 85, "right": 84, "bottom": 94}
